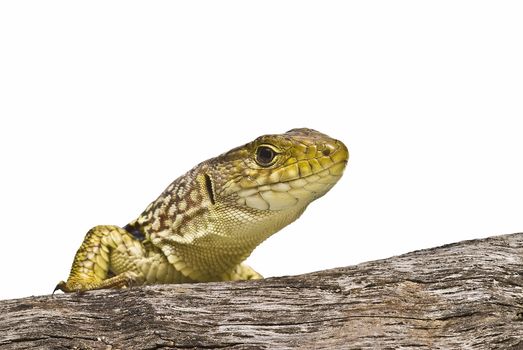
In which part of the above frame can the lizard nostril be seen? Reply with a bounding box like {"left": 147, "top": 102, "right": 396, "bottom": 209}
{"left": 322, "top": 142, "right": 338, "bottom": 157}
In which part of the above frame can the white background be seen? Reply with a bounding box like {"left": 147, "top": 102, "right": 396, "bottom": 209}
{"left": 1, "top": 1, "right": 522, "bottom": 300}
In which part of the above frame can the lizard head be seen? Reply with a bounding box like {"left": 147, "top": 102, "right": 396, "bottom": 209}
{"left": 209, "top": 128, "right": 349, "bottom": 212}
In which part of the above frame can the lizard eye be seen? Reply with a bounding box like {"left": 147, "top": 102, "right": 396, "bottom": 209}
{"left": 255, "top": 146, "right": 277, "bottom": 166}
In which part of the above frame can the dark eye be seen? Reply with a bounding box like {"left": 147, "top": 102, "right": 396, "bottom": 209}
{"left": 256, "top": 146, "right": 276, "bottom": 166}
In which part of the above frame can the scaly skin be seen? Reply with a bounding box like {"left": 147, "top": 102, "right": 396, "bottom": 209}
{"left": 56, "top": 128, "right": 348, "bottom": 292}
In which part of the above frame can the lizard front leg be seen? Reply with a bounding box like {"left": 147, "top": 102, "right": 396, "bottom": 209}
{"left": 55, "top": 225, "right": 146, "bottom": 292}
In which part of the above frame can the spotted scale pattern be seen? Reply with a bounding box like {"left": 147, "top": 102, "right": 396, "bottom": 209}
{"left": 56, "top": 128, "right": 348, "bottom": 292}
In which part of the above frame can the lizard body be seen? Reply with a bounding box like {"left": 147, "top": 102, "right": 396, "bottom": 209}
{"left": 56, "top": 128, "right": 348, "bottom": 292}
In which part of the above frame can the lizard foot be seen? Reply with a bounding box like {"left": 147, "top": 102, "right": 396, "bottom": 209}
{"left": 53, "top": 271, "right": 141, "bottom": 293}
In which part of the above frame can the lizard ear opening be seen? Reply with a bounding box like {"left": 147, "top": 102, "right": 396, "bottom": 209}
{"left": 204, "top": 173, "right": 215, "bottom": 205}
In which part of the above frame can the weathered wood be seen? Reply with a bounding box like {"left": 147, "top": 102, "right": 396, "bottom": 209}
{"left": 2, "top": 233, "right": 523, "bottom": 349}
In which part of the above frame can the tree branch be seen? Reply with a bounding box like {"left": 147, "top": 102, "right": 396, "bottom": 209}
{"left": 2, "top": 233, "right": 523, "bottom": 349}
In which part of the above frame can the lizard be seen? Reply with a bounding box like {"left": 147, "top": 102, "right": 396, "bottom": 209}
{"left": 55, "top": 128, "right": 348, "bottom": 292}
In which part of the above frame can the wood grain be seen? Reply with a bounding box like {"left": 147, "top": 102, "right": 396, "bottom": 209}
{"left": 2, "top": 233, "right": 523, "bottom": 349}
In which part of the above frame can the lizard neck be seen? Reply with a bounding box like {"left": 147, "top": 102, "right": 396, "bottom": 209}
{"left": 125, "top": 163, "right": 308, "bottom": 281}
{"left": 155, "top": 203, "right": 308, "bottom": 281}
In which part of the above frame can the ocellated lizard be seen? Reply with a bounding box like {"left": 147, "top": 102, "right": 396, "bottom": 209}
{"left": 56, "top": 128, "right": 348, "bottom": 292}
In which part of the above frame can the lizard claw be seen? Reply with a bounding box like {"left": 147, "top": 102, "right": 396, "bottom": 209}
{"left": 52, "top": 281, "right": 67, "bottom": 294}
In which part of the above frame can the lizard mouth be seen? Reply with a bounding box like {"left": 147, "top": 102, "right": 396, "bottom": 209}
{"left": 236, "top": 140, "right": 348, "bottom": 211}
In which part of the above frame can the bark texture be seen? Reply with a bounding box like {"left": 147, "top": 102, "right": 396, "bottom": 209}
{"left": 2, "top": 233, "right": 523, "bottom": 349}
